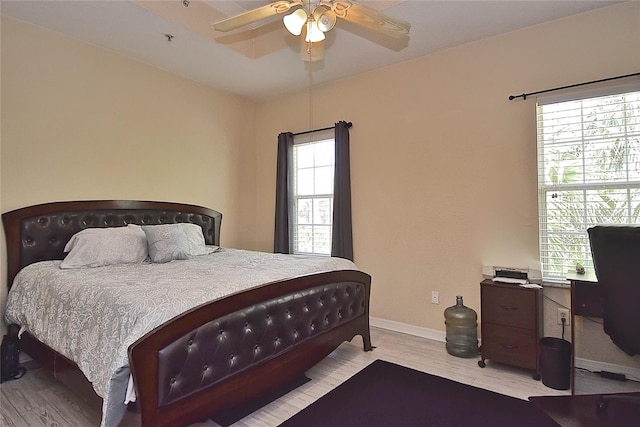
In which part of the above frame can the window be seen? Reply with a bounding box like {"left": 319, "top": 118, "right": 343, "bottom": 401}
{"left": 537, "top": 84, "right": 640, "bottom": 281}
{"left": 275, "top": 121, "right": 352, "bottom": 259}
{"left": 291, "top": 132, "right": 335, "bottom": 255}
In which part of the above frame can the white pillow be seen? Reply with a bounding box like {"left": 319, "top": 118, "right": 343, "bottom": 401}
{"left": 142, "top": 223, "right": 218, "bottom": 263}
{"left": 60, "top": 225, "right": 149, "bottom": 269}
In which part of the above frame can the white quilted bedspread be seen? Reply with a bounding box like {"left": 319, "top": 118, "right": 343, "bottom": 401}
{"left": 4, "top": 248, "right": 356, "bottom": 427}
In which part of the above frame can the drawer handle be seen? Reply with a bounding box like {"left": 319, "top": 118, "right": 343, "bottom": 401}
{"left": 500, "top": 343, "right": 518, "bottom": 350}
{"left": 499, "top": 305, "right": 519, "bottom": 311}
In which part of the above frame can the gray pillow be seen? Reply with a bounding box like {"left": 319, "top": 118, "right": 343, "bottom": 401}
{"left": 142, "top": 223, "right": 218, "bottom": 263}
{"left": 60, "top": 225, "right": 148, "bottom": 269}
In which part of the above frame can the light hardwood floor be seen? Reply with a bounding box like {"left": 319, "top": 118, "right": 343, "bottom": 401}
{"left": 2, "top": 327, "right": 639, "bottom": 426}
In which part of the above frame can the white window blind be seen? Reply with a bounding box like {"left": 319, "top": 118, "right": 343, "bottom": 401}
{"left": 537, "top": 84, "right": 640, "bottom": 281}
{"left": 292, "top": 132, "right": 335, "bottom": 256}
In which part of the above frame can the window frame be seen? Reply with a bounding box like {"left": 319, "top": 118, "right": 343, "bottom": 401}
{"left": 536, "top": 82, "right": 640, "bottom": 282}
{"left": 290, "top": 130, "right": 336, "bottom": 256}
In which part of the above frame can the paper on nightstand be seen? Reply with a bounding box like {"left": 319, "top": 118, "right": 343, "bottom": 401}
{"left": 493, "top": 276, "right": 528, "bottom": 285}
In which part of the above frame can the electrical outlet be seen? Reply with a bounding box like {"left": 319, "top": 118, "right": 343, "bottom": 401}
{"left": 431, "top": 291, "right": 439, "bottom": 304}
{"left": 557, "top": 308, "right": 570, "bottom": 325}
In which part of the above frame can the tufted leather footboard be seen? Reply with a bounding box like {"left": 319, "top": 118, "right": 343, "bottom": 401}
{"left": 129, "top": 269, "right": 372, "bottom": 427}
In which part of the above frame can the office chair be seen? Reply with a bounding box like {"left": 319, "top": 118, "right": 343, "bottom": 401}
{"left": 587, "top": 225, "right": 640, "bottom": 411}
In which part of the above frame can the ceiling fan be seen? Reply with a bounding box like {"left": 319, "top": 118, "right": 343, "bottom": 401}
{"left": 212, "top": 1, "right": 410, "bottom": 60}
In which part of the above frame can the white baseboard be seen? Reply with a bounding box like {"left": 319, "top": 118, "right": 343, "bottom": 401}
{"left": 370, "top": 316, "right": 639, "bottom": 381}
{"left": 370, "top": 316, "right": 446, "bottom": 343}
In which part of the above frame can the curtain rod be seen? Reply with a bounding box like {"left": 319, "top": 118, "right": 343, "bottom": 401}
{"left": 293, "top": 122, "right": 352, "bottom": 137}
{"left": 508, "top": 72, "right": 640, "bottom": 101}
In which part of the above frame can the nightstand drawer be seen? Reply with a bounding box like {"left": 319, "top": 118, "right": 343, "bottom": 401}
{"left": 482, "top": 324, "right": 537, "bottom": 370}
{"left": 481, "top": 284, "right": 536, "bottom": 329}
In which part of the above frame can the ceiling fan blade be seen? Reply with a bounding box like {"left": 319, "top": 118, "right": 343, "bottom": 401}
{"left": 213, "top": 0, "right": 302, "bottom": 32}
{"left": 333, "top": 1, "right": 410, "bottom": 39}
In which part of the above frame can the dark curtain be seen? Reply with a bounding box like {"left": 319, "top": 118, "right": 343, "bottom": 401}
{"left": 274, "top": 132, "right": 294, "bottom": 253}
{"left": 331, "top": 121, "right": 353, "bottom": 261}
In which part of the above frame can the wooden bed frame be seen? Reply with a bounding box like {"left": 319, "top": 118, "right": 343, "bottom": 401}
{"left": 3, "top": 200, "right": 373, "bottom": 427}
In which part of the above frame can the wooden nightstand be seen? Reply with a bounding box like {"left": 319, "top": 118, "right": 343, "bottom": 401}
{"left": 478, "top": 279, "right": 543, "bottom": 379}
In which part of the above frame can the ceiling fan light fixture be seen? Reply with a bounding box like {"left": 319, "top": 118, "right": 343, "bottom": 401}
{"left": 313, "top": 6, "right": 336, "bottom": 33}
{"left": 283, "top": 8, "right": 307, "bottom": 36}
{"left": 305, "top": 17, "right": 325, "bottom": 42}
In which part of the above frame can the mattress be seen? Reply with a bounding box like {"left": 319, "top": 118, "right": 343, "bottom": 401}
{"left": 4, "top": 248, "right": 356, "bottom": 427}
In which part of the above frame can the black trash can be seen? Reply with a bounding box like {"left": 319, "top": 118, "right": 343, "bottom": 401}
{"left": 539, "top": 337, "right": 571, "bottom": 390}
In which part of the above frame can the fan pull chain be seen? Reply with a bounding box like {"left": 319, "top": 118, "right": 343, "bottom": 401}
{"left": 307, "top": 41, "right": 314, "bottom": 142}
{"left": 307, "top": 0, "right": 314, "bottom": 142}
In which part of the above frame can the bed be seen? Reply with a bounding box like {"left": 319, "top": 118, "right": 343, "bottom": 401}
{"left": 2, "top": 200, "right": 373, "bottom": 427}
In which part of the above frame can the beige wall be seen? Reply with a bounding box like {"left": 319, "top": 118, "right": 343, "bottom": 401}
{"left": 254, "top": 2, "right": 640, "bottom": 370}
{"left": 1, "top": 3, "right": 639, "bottom": 373}
{"left": 0, "top": 16, "right": 257, "bottom": 327}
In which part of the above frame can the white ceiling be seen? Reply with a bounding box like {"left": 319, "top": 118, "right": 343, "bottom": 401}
{"left": 1, "top": 1, "right": 622, "bottom": 101}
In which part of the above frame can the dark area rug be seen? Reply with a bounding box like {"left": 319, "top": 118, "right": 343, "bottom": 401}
{"left": 278, "top": 359, "right": 559, "bottom": 427}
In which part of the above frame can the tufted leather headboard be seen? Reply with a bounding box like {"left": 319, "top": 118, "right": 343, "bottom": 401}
{"left": 2, "top": 200, "right": 222, "bottom": 288}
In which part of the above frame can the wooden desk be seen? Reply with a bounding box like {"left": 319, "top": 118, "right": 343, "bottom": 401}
{"left": 568, "top": 272, "right": 601, "bottom": 394}
{"left": 530, "top": 392, "right": 640, "bottom": 427}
